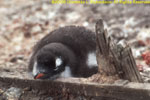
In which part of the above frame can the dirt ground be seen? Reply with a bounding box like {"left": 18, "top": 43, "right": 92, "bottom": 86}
{"left": 0, "top": 0, "right": 150, "bottom": 99}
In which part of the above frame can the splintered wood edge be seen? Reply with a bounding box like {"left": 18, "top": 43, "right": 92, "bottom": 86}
{"left": 0, "top": 77, "right": 150, "bottom": 100}
{"left": 95, "top": 19, "right": 143, "bottom": 83}
{"left": 96, "top": 19, "right": 118, "bottom": 76}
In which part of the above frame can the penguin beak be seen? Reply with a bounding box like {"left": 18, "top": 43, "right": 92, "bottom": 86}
{"left": 33, "top": 62, "right": 49, "bottom": 79}
{"left": 34, "top": 73, "right": 45, "bottom": 79}
{"left": 34, "top": 72, "right": 51, "bottom": 79}
{"left": 32, "top": 62, "right": 58, "bottom": 80}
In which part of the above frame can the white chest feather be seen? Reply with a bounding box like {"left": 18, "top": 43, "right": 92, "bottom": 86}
{"left": 86, "top": 52, "right": 97, "bottom": 68}
{"left": 60, "top": 66, "right": 72, "bottom": 77}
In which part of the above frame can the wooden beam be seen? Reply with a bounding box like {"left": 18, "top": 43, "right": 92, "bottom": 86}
{"left": 0, "top": 77, "right": 149, "bottom": 100}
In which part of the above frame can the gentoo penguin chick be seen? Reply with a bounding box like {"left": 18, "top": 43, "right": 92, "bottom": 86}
{"left": 28, "top": 26, "right": 98, "bottom": 80}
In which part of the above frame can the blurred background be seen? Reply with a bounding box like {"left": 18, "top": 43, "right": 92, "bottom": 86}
{"left": 0, "top": 0, "right": 150, "bottom": 80}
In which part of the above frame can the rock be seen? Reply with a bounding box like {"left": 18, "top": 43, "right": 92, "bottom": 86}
{"left": 2, "top": 87, "right": 22, "bottom": 100}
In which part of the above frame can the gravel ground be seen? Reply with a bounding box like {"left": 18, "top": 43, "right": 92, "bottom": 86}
{"left": 0, "top": 0, "right": 150, "bottom": 99}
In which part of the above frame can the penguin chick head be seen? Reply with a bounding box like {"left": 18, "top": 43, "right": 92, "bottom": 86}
{"left": 32, "top": 50, "right": 66, "bottom": 80}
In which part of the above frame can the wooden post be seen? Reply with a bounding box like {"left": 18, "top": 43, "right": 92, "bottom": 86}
{"left": 96, "top": 19, "right": 143, "bottom": 83}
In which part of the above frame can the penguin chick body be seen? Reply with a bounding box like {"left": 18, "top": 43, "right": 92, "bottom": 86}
{"left": 28, "top": 26, "right": 98, "bottom": 79}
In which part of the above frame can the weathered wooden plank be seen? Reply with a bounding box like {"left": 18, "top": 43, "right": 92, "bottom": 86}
{"left": 121, "top": 46, "right": 143, "bottom": 82}
{"left": 0, "top": 77, "right": 150, "bottom": 100}
{"left": 96, "top": 19, "right": 117, "bottom": 76}
{"left": 96, "top": 19, "right": 143, "bottom": 83}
